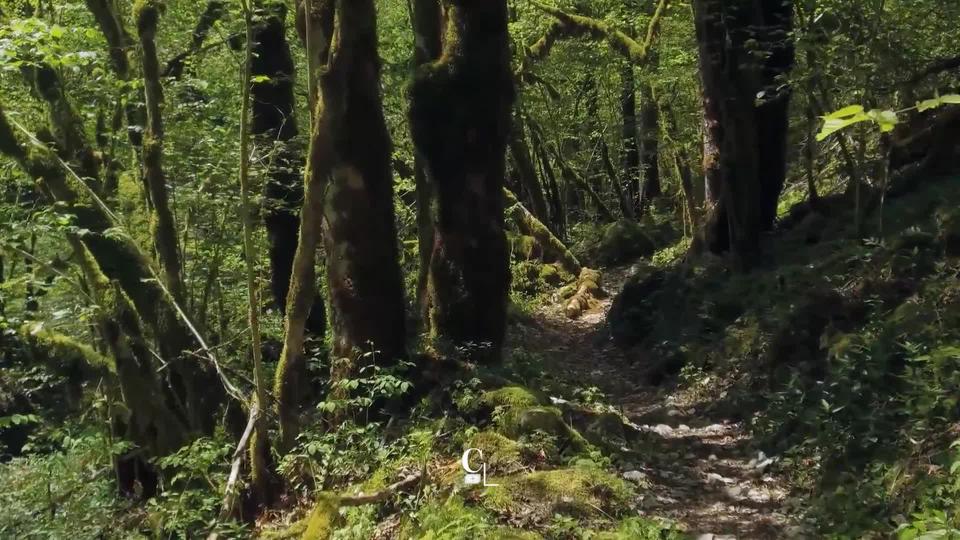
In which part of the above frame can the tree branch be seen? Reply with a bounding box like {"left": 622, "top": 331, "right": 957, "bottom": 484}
{"left": 527, "top": 0, "right": 670, "bottom": 66}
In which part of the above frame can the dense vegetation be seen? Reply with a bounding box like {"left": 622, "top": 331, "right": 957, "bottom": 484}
{"left": 0, "top": 0, "right": 958, "bottom": 538}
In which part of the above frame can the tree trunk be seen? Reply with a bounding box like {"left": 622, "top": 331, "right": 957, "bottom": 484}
{"left": 691, "top": 0, "right": 795, "bottom": 267}
{"left": 637, "top": 81, "right": 660, "bottom": 214}
{"left": 136, "top": 1, "right": 186, "bottom": 301}
{"left": 0, "top": 106, "right": 221, "bottom": 434}
{"left": 411, "top": 0, "right": 443, "bottom": 328}
{"left": 252, "top": 2, "right": 325, "bottom": 334}
{"left": 319, "top": 0, "right": 407, "bottom": 370}
{"left": 508, "top": 115, "right": 550, "bottom": 224}
{"left": 619, "top": 64, "right": 641, "bottom": 216}
{"left": 410, "top": 0, "right": 514, "bottom": 362}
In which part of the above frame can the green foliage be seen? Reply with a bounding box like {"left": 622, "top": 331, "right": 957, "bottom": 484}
{"left": 147, "top": 435, "right": 239, "bottom": 538}
{"left": 0, "top": 431, "right": 129, "bottom": 539}
{"left": 817, "top": 96, "right": 960, "bottom": 141}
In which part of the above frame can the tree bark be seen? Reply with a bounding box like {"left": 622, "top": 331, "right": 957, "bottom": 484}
{"left": 620, "top": 64, "right": 641, "bottom": 215}
{"left": 637, "top": 81, "right": 660, "bottom": 214}
{"left": 136, "top": 1, "right": 186, "bottom": 301}
{"left": 277, "top": 0, "right": 407, "bottom": 444}
{"left": 252, "top": 2, "right": 325, "bottom": 334}
{"left": 410, "top": 0, "right": 514, "bottom": 362}
{"left": 508, "top": 114, "right": 550, "bottom": 224}
{"left": 412, "top": 0, "right": 442, "bottom": 326}
{"left": 691, "top": 0, "right": 795, "bottom": 267}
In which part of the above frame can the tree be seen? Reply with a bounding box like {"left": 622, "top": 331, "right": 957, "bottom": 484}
{"left": 410, "top": 0, "right": 515, "bottom": 362}
{"left": 275, "top": 0, "right": 407, "bottom": 446}
{"left": 691, "top": 0, "right": 795, "bottom": 267}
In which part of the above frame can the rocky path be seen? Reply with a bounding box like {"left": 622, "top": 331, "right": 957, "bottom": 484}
{"left": 508, "top": 263, "right": 803, "bottom": 539}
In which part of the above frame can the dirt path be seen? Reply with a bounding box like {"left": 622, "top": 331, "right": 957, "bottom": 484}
{"left": 508, "top": 263, "right": 803, "bottom": 539}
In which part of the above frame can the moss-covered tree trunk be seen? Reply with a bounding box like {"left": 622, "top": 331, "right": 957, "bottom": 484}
{"left": 412, "top": 0, "right": 443, "bottom": 326}
{"left": 691, "top": 0, "right": 795, "bottom": 267}
{"left": 252, "top": 1, "right": 325, "bottom": 334}
{"left": 319, "top": 0, "right": 407, "bottom": 367}
{"left": 0, "top": 106, "right": 221, "bottom": 434}
{"left": 276, "top": 0, "right": 407, "bottom": 445}
{"left": 136, "top": 1, "right": 186, "bottom": 301}
{"left": 410, "top": 0, "right": 514, "bottom": 362}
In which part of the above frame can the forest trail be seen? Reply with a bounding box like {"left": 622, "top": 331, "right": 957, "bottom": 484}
{"left": 508, "top": 263, "right": 803, "bottom": 539}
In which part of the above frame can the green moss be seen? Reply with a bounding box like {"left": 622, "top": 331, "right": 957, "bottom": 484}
{"left": 399, "top": 496, "right": 496, "bottom": 538}
{"left": 496, "top": 406, "right": 589, "bottom": 453}
{"left": 481, "top": 462, "right": 635, "bottom": 522}
{"left": 468, "top": 431, "right": 524, "bottom": 473}
{"left": 302, "top": 493, "right": 340, "bottom": 540}
{"left": 482, "top": 386, "right": 549, "bottom": 409}
{"left": 596, "top": 220, "right": 655, "bottom": 265}
{"left": 20, "top": 326, "right": 114, "bottom": 373}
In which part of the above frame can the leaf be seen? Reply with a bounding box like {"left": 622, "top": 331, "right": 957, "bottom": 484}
{"left": 825, "top": 104, "right": 865, "bottom": 119}
{"left": 50, "top": 25, "right": 64, "bottom": 39}
{"left": 868, "top": 109, "right": 899, "bottom": 132}
{"left": 940, "top": 94, "right": 960, "bottom": 104}
{"left": 817, "top": 112, "right": 869, "bottom": 141}
{"left": 918, "top": 97, "right": 942, "bottom": 112}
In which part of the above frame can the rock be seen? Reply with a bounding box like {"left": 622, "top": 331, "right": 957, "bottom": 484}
{"left": 585, "top": 411, "right": 627, "bottom": 446}
{"left": 723, "top": 485, "right": 743, "bottom": 498}
{"left": 622, "top": 470, "right": 647, "bottom": 485}
{"left": 608, "top": 268, "right": 666, "bottom": 347}
{"left": 651, "top": 424, "right": 673, "bottom": 436}
{"left": 666, "top": 408, "right": 682, "bottom": 417}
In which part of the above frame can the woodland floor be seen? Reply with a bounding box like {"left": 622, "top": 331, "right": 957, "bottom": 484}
{"left": 508, "top": 263, "right": 805, "bottom": 539}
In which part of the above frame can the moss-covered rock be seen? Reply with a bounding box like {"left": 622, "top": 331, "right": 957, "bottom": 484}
{"left": 483, "top": 386, "right": 550, "bottom": 409}
{"left": 597, "top": 220, "right": 655, "bottom": 265}
{"left": 468, "top": 431, "right": 525, "bottom": 474}
{"left": 539, "top": 263, "right": 572, "bottom": 287}
{"left": 480, "top": 462, "right": 635, "bottom": 523}
{"left": 496, "top": 406, "right": 589, "bottom": 453}
{"left": 583, "top": 411, "right": 628, "bottom": 447}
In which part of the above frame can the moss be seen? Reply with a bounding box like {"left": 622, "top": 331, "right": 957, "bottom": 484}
{"left": 539, "top": 263, "right": 571, "bottom": 287}
{"left": 20, "top": 326, "right": 114, "bottom": 373}
{"left": 481, "top": 462, "right": 635, "bottom": 522}
{"left": 596, "top": 220, "right": 656, "bottom": 265}
{"left": 482, "top": 386, "right": 549, "bottom": 409}
{"left": 496, "top": 406, "right": 589, "bottom": 453}
{"left": 468, "top": 431, "right": 524, "bottom": 473}
{"left": 302, "top": 493, "right": 341, "bottom": 540}
{"left": 133, "top": 0, "right": 161, "bottom": 37}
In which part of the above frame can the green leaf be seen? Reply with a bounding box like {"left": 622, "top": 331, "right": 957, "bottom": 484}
{"left": 817, "top": 112, "right": 869, "bottom": 141}
{"left": 918, "top": 97, "right": 942, "bottom": 112}
{"left": 940, "top": 94, "right": 960, "bottom": 104}
{"left": 868, "top": 109, "right": 899, "bottom": 132}
{"left": 825, "top": 104, "right": 865, "bottom": 119}
{"left": 50, "top": 25, "right": 64, "bottom": 39}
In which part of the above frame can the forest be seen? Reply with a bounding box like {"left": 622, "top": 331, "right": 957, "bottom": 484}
{"left": 0, "top": 0, "right": 959, "bottom": 538}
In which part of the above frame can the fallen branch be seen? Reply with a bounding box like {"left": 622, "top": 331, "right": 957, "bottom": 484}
{"left": 339, "top": 472, "right": 423, "bottom": 506}
{"left": 504, "top": 188, "right": 582, "bottom": 275}
{"left": 565, "top": 268, "right": 603, "bottom": 319}
{"left": 210, "top": 404, "right": 258, "bottom": 535}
